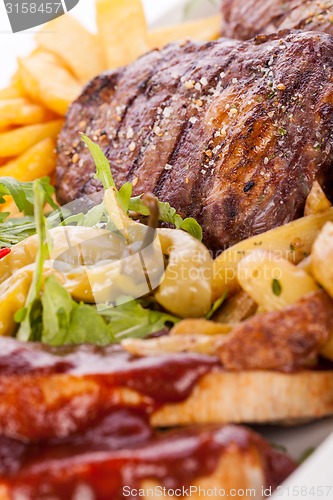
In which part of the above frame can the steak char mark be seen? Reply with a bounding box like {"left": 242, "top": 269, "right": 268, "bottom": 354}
{"left": 56, "top": 30, "right": 333, "bottom": 253}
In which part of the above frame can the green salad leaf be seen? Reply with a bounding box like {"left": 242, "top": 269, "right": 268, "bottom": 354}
{"left": 0, "top": 216, "right": 36, "bottom": 247}
{"left": 0, "top": 176, "right": 57, "bottom": 215}
{"left": 82, "top": 135, "right": 203, "bottom": 241}
{"left": 40, "top": 277, "right": 178, "bottom": 346}
{"left": 99, "top": 300, "right": 179, "bottom": 342}
{"left": 16, "top": 180, "right": 50, "bottom": 342}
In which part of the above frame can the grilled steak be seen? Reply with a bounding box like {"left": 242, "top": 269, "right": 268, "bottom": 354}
{"left": 221, "top": 0, "right": 333, "bottom": 40}
{"left": 56, "top": 30, "right": 333, "bottom": 253}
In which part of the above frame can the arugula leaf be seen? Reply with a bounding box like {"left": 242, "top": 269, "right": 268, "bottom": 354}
{"left": 0, "top": 176, "right": 57, "bottom": 215}
{"left": 81, "top": 134, "right": 115, "bottom": 190}
{"left": 206, "top": 290, "right": 228, "bottom": 320}
{"left": 41, "top": 276, "right": 114, "bottom": 346}
{"left": 41, "top": 276, "right": 74, "bottom": 345}
{"left": 100, "top": 300, "right": 179, "bottom": 341}
{"left": 81, "top": 136, "right": 203, "bottom": 240}
{"left": 129, "top": 197, "right": 203, "bottom": 241}
{"left": 16, "top": 180, "right": 49, "bottom": 342}
{"left": 0, "top": 216, "right": 36, "bottom": 247}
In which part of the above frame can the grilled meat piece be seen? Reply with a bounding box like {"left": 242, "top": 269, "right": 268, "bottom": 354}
{"left": 221, "top": 0, "right": 333, "bottom": 40}
{"left": 0, "top": 420, "right": 296, "bottom": 499}
{"left": 218, "top": 291, "right": 333, "bottom": 372}
{"left": 56, "top": 30, "right": 333, "bottom": 253}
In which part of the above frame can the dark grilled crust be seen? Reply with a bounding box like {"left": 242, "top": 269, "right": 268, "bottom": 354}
{"left": 221, "top": 0, "right": 333, "bottom": 40}
{"left": 56, "top": 30, "right": 333, "bottom": 252}
{"left": 218, "top": 291, "right": 333, "bottom": 372}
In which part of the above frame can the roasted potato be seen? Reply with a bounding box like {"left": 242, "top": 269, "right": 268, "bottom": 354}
{"left": 212, "top": 208, "right": 333, "bottom": 300}
{"left": 304, "top": 181, "right": 332, "bottom": 216}
{"left": 237, "top": 250, "right": 318, "bottom": 312}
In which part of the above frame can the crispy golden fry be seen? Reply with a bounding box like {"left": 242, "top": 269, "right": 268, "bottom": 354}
{"left": 212, "top": 208, "right": 333, "bottom": 300}
{"left": 0, "top": 99, "right": 49, "bottom": 128}
{"left": 0, "top": 120, "right": 63, "bottom": 157}
{"left": 237, "top": 250, "right": 318, "bottom": 312}
{"left": 304, "top": 181, "right": 332, "bottom": 216}
{"left": 96, "top": 0, "right": 149, "bottom": 68}
{"left": 171, "top": 318, "right": 234, "bottom": 336}
{"left": 36, "top": 15, "right": 106, "bottom": 83}
{"left": 148, "top": 15, "right": 221, "bottom": 49}
{"left": 18, "top": 51, "right": 81, "bottom": 116}
{"left": 0, "top": 86, "right": 21, "bottom": 100}
{"left": 213, "top": 290, "right": 257, "bottom": 324}
{"left": 0, "top": 138, "right": 57, "bottom": 182}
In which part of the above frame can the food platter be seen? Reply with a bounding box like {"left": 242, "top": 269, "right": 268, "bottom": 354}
{"left": 0, "top": 0, "right": 333, "bottom": 498}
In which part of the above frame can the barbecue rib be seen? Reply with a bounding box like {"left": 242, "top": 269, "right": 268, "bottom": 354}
{"left": 56, "top": 30, "right": 333, "bottom": 252}
{"left": 221, "top": 0, "right": 333, "bottom": 40}
{"left": 0, "top": 421, "right": 295, "bottom": 499}
{"left": 1, "top": 292, "right": 333, "bottom": 442}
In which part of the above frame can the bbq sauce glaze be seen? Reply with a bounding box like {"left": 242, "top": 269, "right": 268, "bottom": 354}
{"left": 0, "top": 338, "right": 296, "bottom": 498}
{"left": 0, "top": 411, "right": 296, "bottom": 499}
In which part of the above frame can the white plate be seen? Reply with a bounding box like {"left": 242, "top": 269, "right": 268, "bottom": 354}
{"left": 0, "top": 0, "right": 332, "bottom": 488}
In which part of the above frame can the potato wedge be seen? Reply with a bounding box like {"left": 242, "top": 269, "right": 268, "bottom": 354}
{"left": 212, "top": 208, "right": 333, "bottom": 300}
{"left": 0, "top": 99, "right": 49, "bottom": 128}
{"left": 149, "top": 15, "right": 221, "bottom": 49}
{"left": 96, "top": 0, "right": 149, "bottom": 68}
{"left": 36, "top": 15, "right": 106, "bottom": 83}
{"left": 122, "top": 334, "right": 223, "bottom": 356}
{"left": 312, "top": 222, "right": 333, "bottom": 299}
{"left": 18, "top": 51, "right": 81, "bottom": 116}
{"left": 304, "top": 181, "right": 331, "bottom": 216}
{"left": 171, "top": 318, "right": 234, "bottom": 336}
{"left": 237, "top": 250, "right": 318, "bottom": 312}
{"left": 0, "top": 119, "right": 63, "bottom": 158}
{"left": 0, "top": 138, "right": 57, "bottom": 182}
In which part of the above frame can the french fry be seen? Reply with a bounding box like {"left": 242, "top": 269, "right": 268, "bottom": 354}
{"left": 0, "top": 120, "right": 63, "bottom": 158}
{"left": 96, "top": 0, "right": 149, "bottom": 69}
{"left": 148, "top": 15, "right": 221, "bottom": 49}
{"left": 237, "top": 250, "right": 318, "bottom": 312}
{"left": 0, "top": 86, "right": 22, "bottom": 100}
{"left": 36, "top": 15, "right": 106, "bottom": 83}
{"left": 212, "top": 208, "right": 333, "bottom": 300}
{"left": 171, "top": 318, "right": 234, "bottom": 336}
{"left": 18, "top": 51, "right": 81, "bottom": 116}
{"left": 0, "top": 99, "right": 49, "bottom": 128}
{"left": 0, "top": 138, "right": 57, "bottom": 182}
{"left": 304, "top": 181, "right": 332, "bottom": 216}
